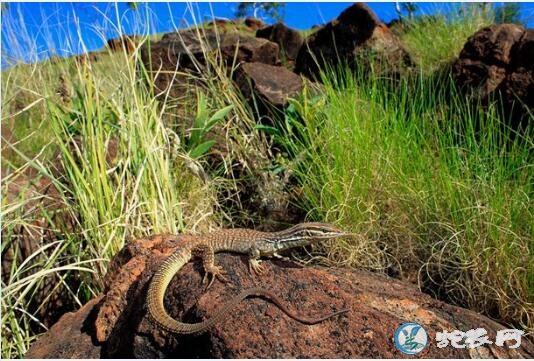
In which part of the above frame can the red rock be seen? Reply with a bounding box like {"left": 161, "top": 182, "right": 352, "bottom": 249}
{"left": 106, "top": 34, "right": 139, "bottom": 54}
{"left": 453, "top": 24, "right": 533, "bottom": 129}
{"left": 459, "top": 24, "right": 524, "bottom": 66}
{"left": 25, "top": 296, "right": 103, "bottom": 358}
{"left": 295, "top": 3, "right": 413, "bottom": 80}
{"left": 141, "top": 29, "right": 279, "bottom": 96}
{"left": 244, "top": 17, "right": 266, "bottom": 31}
{"left": 233, "top": 62, "right": 303, "bottom": 108}
{"left": 515, "top": 29, "right": 534, "bottom": 69}
{"left": 26, "top": 233, "right": 534, "bottom": 358}
{"left": 256, "top": 22, "right": 304, "bottom": 61}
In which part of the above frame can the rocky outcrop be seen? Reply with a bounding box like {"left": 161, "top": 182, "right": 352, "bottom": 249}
{"left": 295, "top": 3, "right": 413, "bottom": 80}
{"left": 233, "top": 62, "right": 303, "bottom": 108}
{"left": 150, "top": 29, "right": 279, "bottom": 70}
{"left": 453, "top": 24, "right": 533, "bottom": 128}
{"left": 74, "top": 51, "right": 100, "bottom": 65}
{"left": 256, "top": 22, "right": 304, "bottom": 62}
{"left": 141, "top": 28, "right": 279, "bottom": 96}
{"left": 106, "top": 34, "right": 139, "bottom": 54}
{"left": 244, "top": 17, "right": 266, "bottom": 31}
{"left": 26, "top": 233, "right": 534, "bottom": 358}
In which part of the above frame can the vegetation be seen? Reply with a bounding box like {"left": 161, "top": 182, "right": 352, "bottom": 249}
{"left": 235, "top": 2, "right": 286, "bottom": 22}
{"left": 398, "top": 4, "right": 494, "bottom": 72}
{"left": 278, "top": 66, "right": 532, "bottom": 334}
{"left": 494, "top": 3, "right": 524, "bottom": 26}
{"left": 1, "top": 4, "right": 532, "bottom": 358}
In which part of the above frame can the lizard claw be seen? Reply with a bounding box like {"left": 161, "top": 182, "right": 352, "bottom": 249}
{"left": 249, "top": 259, "right": 265, "bottom": 275}
{"left": 203, "top": 265, "right": 228, "bottom": 289}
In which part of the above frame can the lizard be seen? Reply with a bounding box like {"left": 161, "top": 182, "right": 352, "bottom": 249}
{"left": 147, "top": 222, "right": 352, "bottom": 334}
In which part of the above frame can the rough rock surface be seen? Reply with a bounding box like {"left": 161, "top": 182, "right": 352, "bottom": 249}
{"left": 141, "top": 28, "right": 279, "bottom": 96}
{"left": 256, "top": 22, "right": 304, "bottom": 61}
{"left": 453, "top": 24, "right": 533, "bottom": 128}
{"left": 26, "top": 295, "right": 103, "bottom": 358}
{"left": 295, "top": 3, "right": 413, "bottom": 80}
{"left": 27, "top": 233, "right": 534, "bottom": 358}
{"left": 234, "top": 62, "right": 303, "bottom": 108}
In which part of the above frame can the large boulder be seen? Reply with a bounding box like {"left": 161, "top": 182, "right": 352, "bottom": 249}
{"left": 453, "top": 24, "right": 533, "bottom": 128}
{"left": 27, "top": 233, "right": 534, "bottom": 358}
{"left": 256, "top": 22, "right": 304, "bottom": 62}
{"left": 295, "top": 3, "right": 413, "bottom": 80}
{"left": 233, "top": 62, "right": 303, "bottom": 108}
{"left": 141, "top": 28, "right": 279, "bottom": 96}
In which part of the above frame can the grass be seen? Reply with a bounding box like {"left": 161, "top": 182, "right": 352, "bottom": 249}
{"left": 278, "top": 67, "right": 533, "bottom": 333}
{"left": 398, "top": 3, "right": 494, "bottom": 72}
{"left": 1, "top": 3, "right": 533, "bottom": 358}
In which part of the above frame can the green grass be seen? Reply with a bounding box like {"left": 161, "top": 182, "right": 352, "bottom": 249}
{"left": 1, "top": 9, "right": 277, "bottom": 354}
{"left": 398, "top": 4, "right": 494, "bottom": 72}
{"left": 278, "top": 66, "right": 533, "bottom": 333}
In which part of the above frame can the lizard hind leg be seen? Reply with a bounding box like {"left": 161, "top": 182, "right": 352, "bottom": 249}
{"left": 192, "top": 244, "right": 229, "bottom": 289}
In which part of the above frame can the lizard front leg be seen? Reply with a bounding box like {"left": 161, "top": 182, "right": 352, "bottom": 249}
{"left": 192, "top": 244, "right": 228, "bottom": 289}
{"left": 248, "top": 247, "right": 265, "bottom": 275}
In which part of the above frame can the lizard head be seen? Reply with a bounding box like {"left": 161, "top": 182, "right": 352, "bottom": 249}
{"left": 259, "top": 222, "right": 352, "bottom": 255}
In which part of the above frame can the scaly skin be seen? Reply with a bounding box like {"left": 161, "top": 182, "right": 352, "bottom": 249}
{"left": 147, "top": 223, "right": 351, "bottom": 334}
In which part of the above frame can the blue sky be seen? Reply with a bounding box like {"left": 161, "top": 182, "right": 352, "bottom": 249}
{"left": 2, "top": 2, "right": 534, "bottom": 67}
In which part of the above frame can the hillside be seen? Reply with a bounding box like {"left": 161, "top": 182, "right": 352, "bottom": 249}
{"left": 1, "top": 3, "right": 533, "bottom": 358}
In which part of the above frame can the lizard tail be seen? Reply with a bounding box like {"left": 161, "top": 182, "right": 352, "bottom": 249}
{"left": 245, "top": 287, "right": 349, "bottom": 325}
{"left": 149, "top": 282, "right": 347, "bottom": 334}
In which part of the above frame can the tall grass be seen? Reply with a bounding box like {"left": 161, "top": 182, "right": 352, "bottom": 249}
{"left": 1, "top": 3, "right": 280, "bottom": 354}
{"left": 1, "top": 7, "right": 232, "bottom": 356}
{"left": 280, "top": 65, "right": 533, "bottom": 333}
{"left": 398, "top": 3, "right": 494, "bottom": 72}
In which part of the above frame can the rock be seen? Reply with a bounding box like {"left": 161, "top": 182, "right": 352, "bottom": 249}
{"left": 207, "top": 18, "right": 235, "bottom": 28}
{"left": 74, "top": 51, "right": 100, "bottom": 65}
{"left": 295, "top": 3, "right": 413, "bottom": 80}
{"left": 459, "top": 24, "right": 524, "bottom": 66}
{"left": 514, "top": 29, "right": 534, "bottom": 69}
{"left": 256, "top": 22, "right": 304, "bottom": 61}
{"left": 453, "top": 24, "right": 533, "bottom": 128}
{"left": 28, "top": 233, "right": 534, "bottom": 358}
{"left": 453, "top": 58, "right": 507, "bottom": 96}
{"left": 233, "top": 62, "right": 303, "bottom": 108}
{"left": 25, "top": 295, "right": 103, "bottom": 358}
{"left": 244, "top": 17, "right": 266, "bottom": 31}
{"left": 141, "top": 29, "right": 279, "bottom": 96}
{"left": 106, "top": 34, "right": 139, "bottom": 54}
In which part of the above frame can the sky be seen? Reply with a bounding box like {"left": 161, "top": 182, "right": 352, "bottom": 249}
{"left": 1, "top": 2, "right": 534, "bottom": 67}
